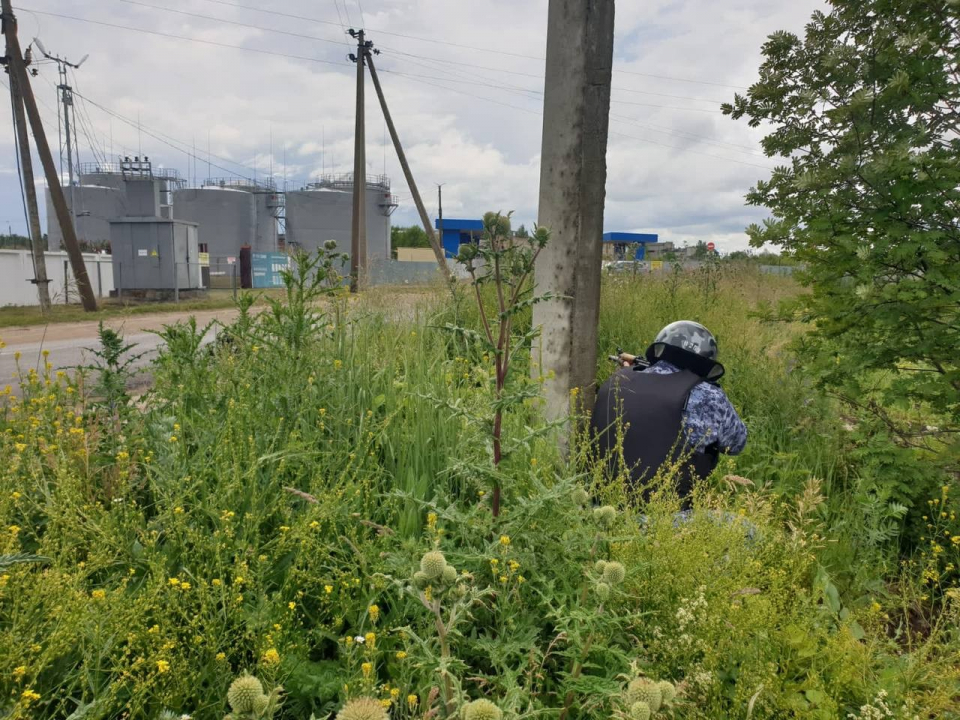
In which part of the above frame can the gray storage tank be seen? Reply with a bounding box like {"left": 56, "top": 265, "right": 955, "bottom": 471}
{"left": 285, "top": 173, "right": 395, "bottom": 262}
{"left": 173, "top": 179, "right": 279, "bottom": 260}
{"left": 46, "top": 160, "right": 185, "bottom": 250}
{"left": 46, "top": 184, "right": 126, "bottom": 251}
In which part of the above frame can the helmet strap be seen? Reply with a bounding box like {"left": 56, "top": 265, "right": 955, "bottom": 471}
{"left": 644, "top": 343, "right": 725, "bottom": 382}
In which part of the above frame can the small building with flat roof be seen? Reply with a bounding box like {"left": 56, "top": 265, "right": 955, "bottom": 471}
{"left": 602, "top": 232, "right": 659, "bottom": 260}
{"left": 435, "top": 218, "right": 483, "bottom": 258}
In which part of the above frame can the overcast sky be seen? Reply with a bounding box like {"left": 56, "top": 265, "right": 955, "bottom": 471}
{"left": 0, "top": 0, "right": 825, "bottom": 251}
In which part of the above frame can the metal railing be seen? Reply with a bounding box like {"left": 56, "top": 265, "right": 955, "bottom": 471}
{"left": 78, "top": 162, "right": 186, "bottom": 186}
{"left": 305, "top": 173, "right": 391, "bottom": 192}
{"left": 202, "top": 177, "right": 278, "bottom": 192}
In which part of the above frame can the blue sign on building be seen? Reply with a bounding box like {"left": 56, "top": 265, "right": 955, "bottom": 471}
{"left": 251, "top": 252, "right": 290, "bottom": 288}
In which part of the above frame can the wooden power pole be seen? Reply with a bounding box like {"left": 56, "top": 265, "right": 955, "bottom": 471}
{"left": 2, "top": 0, "right": 97, "bottom": 311}
{"left": 367, "top": 52, "right": 452, "bottom": 283}
{"left": 7, "top": 55, "right": 51, "bottom": 311}
{"left": 349, "top": 29, "right": 369, "bottom": 293}
{"left": 532, "top": 0, "right": 615, "bottom": 421}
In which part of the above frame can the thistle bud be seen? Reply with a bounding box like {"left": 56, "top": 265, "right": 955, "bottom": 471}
{"left": 595, "top": 582, "right": 610, "bottom": 601}
{"left": 420, "top": 551, "right": 447, "bottom": 579}
{"left": 442, "top": 565, "right": 458, "bottom": 583}
{"left": 593, "top": 505, "right": 616, "bottom": 526}
{"left": 626, "top": 679, "right": 662, "bottom": 713}
{"left": 227, "top": 674, "right": 264, "bottom": 713}
{"left": 336, "top": 697, "right": 388, "bottom": 720}
{"left": 594, "top": 560, "right": 608, "bottom": 574}
{"left": 602, "top": 561, "right": 626, "bottom": 585}
{"left": 463, "top": 699, "right": 502, "bottom": 720}
{"left": 629, "top": 701, "right": 651, "bottom": 720}
{"left": 572, "top": 487, "right": 590, "bottom": 506}
{"left": 657, "top": 680, "right": 677, "bottom": 704}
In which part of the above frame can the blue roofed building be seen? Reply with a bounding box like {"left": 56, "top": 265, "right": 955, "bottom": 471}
{"left": 602, "top": 232, "right": 659, "bottom": 260}
{"left": 435, "top": 218, "right": 484, "bottom": 258}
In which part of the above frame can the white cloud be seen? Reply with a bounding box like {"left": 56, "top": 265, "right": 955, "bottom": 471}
{"left": 0, "top": 0, "right": 826, "bottom": 251}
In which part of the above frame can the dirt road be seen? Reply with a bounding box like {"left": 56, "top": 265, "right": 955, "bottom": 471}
{"left": 0, "top": 308, "right": 241, "bottom": 392}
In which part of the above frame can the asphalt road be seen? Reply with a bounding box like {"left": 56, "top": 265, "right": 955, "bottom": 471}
{"left": 0, "top": 308, "right": 238, "bottom": 395}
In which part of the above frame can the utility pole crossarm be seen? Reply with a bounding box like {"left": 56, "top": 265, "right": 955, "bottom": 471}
{"left": 366, "top": 52, "right": 452, "bottom": 284}
{"left": 2, "top": 0, "right": 97, "bottom": 311}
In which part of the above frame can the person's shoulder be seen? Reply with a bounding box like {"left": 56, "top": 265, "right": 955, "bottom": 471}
{"left": 690, "top": 380, "right": 731, "bottom": 405}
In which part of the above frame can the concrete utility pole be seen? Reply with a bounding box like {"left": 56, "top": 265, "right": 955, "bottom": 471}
{"left": 367, "top": 51, "right": 452, "bottom": 283}
{"left": 6, "top": 53, "right": 51, "bottom": 311}
{"left": 436, "top": 183, "right": 444, "bottom": 258}
{"left": 2, "top": 0, "right": 97, "bottom": 311}
{"left": 349, "top": 29, "right": 370, "bottom": 293}
{"left": 532, "top": 0, "right": 614, "bottom": 421}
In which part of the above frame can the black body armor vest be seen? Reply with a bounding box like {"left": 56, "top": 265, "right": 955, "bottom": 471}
{"left": 590, "top": 367, "right": 718, "bottom": 504}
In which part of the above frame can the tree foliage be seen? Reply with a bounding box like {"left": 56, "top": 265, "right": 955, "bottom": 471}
{"left": 724, "top": 0, "right": 960, "bottom": 433}
{"left": 391, "top": 225, "right": 431, "bottom": 250}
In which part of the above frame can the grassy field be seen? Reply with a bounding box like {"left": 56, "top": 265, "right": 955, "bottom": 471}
{"left": 1, "top": 261, "right": 957, "bottom": 719}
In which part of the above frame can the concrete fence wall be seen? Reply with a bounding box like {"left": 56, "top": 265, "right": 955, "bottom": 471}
{"left": 0, "top": 250, "right": 115, "bottom": 307}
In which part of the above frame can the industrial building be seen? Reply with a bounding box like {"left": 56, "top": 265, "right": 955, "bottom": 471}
{"left": 285, "top": 173, "right": 396, "bottom": 262}
{"left": 46, "top": 158, "right": 184, "bottom": 250}
{"left": 173, "top": 178, "right": 281, "bottom": 259}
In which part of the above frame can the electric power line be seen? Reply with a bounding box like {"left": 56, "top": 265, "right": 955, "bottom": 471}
{"left": 26, "top": 6, "right": 769, "bottom": 169}
{"left": 73, "top": 89, "right": 265, "bottom": 183}
{"left": 26, "top": 9, "right": 351, "bottom": 69}
{"left": 387, "top": 71, "right": 773, "bottom": 170}
{"left": 114, "top": 0, "right": 350, "bottom": 50}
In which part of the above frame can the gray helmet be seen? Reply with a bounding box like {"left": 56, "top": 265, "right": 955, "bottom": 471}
{"left": 653, "top": 321, "right": 718, "bottom": 361}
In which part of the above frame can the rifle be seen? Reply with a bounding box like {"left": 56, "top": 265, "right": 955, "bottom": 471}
{"left": 607, "top": 347, "right": 651, "bottom": 369}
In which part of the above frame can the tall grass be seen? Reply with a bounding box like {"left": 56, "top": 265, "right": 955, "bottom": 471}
{"left": 0, "top": 261, "right": 957, "bottom": 719}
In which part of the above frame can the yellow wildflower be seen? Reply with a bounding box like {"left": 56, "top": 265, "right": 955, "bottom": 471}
{"left": 21, "top": 689, "right": 40, "bottom": 703}
{"left": 211, "top": 578, "right": 222, "bottom": 586}
{"left": 288, "top": 601, "right": 296, "bottom": 610}
{"left": 216, "top": 652, "right": 226, "bottom": 661}
{"left": 168, "top": 578, "right": 180, "bottom": 586}
{"left": 262, "top": 648, "right": 280, "bottom": 666}
{"left": 156, "top": 660, "right": 170, "bottom": 673}
{"left": 395, "top": 651, "right": 407, "bottom": 660}
{"left": 379, "top": 699, "right": 392, "bottom": 708}
{"left": 12, "top": 666, "right": 26, "bottom": 680}
{"left": 361, "top": 662, "right": 373, "bottom": 677}
{"left": 499, "top": 535, "right": 511, "bottom": 546}
{"left": 324, "top": 584, "right": 333, "bottom": 594}
{"left": 368, "top": 604, "right": 380, "bottom": 622}
{"left": 365, "top": 632, "right": 376, "bottom": 646}
{"left": 8, "top": 525, "right": 21, "bottom": 535}
{"left": 180, "top": 582, "right": 191, "bottom": 591}
{"left": 407, "top": 694, "right": 419, "bottom": 709}
{"left": 91, "top": 589, "right": 106, "bottom": 600}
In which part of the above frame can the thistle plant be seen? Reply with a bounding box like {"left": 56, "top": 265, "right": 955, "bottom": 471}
{"left": 335, "top": 697, "right": 388, "bottom": 720}
{"left": 224, "top": 673, "right": 282, "bottom": 720}
{"left": 452, "top": 211, "right": 551, "bottom": 517}
{"left": 462, "top": 699, "right": 503, "bottom": 720}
